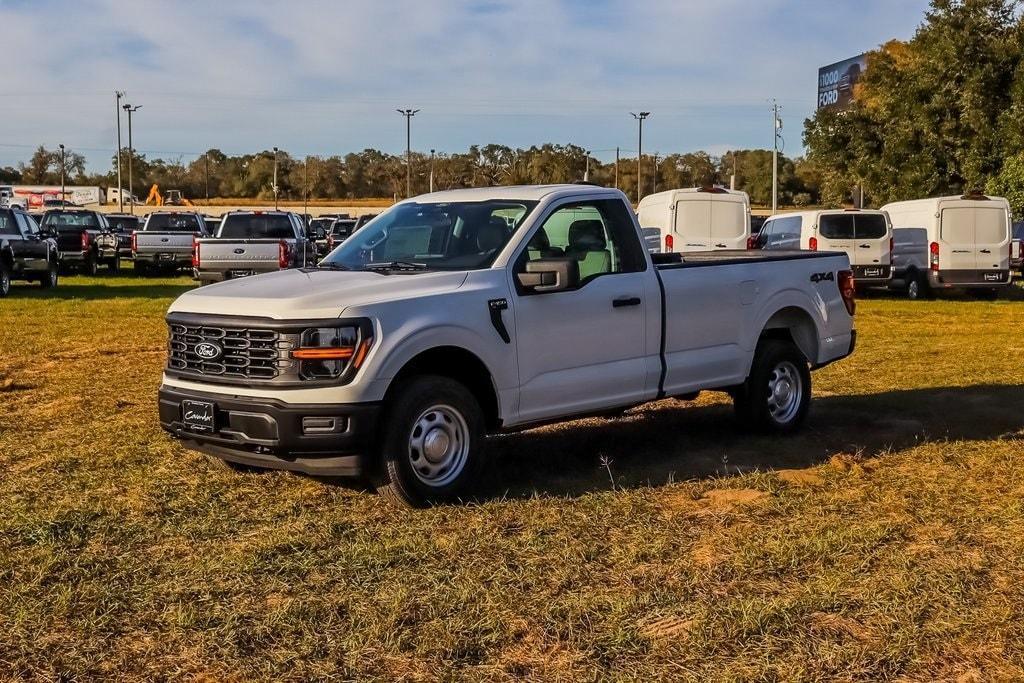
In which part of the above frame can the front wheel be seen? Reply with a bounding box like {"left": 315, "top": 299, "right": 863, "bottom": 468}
{"left": 733, "top": 339, "right": 811, "bottom": 434}
{"left": 373, "top": 375, "right": 484, "bottom": 507}
{"left": 39, "top": 260, "right": 58, "bottom": 289}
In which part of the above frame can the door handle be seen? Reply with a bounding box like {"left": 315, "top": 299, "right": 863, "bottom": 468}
{"left": 613, "top": 297, "right": 641, "bottom": 308}
{"left": 859, "top": 243, "right": 871, "bottom": 248}
{"left": 980, "top": 249, "right": 992, "bottom": 254}
{"left": 714, "top": 243, "right": 727, "bottom": 248}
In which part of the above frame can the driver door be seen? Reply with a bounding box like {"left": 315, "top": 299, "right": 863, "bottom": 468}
{"left": 511, "top": 199, "right": 657, "bottom": 424}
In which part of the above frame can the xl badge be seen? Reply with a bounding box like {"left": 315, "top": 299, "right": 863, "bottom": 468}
{"left": 194, "top": 341, "right": 223, "bottom": 361}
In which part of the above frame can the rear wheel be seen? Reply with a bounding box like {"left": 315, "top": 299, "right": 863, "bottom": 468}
{"left": 135, "top": 261, "right": 149, "bottom": 277}
{"left": 0, "top": 261, "right": 10, "bottom": 297}
{"left": 373, "top": 375, "right": 484, "bottom": 507}
{"left": 972, "top": 288, "right": 999, "bottom": 301}
{"left": 733, "top": 339, "right": 811, "bottom": 434}
{"left": 108, "top": 255, "right": 121, "bottom": 274}
{"left": 39, "top": 259, "right": 58, "bottom": 289}
{"left": 83, "top": 251, "right": 98, "bottom": 276}
{"left": 906, "top": 271, "right": 931, "bottom": 300}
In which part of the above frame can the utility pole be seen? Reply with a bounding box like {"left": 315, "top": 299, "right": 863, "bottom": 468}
{"left": 652, "top": 153, "right": 659, "bottom": 194}
{"left": 272, "top": 146, "right": 280, "bottom": 210}
{"left": 584, "top": 150, "right": 591, "bottom": 181}
{"left": 303, "top": 155, "right": 309, "bottom": 219}
{"left": 614, "top": 146, "right": 620, "bottom": 190}
{"left": 396, "top": 108, "right": 419, "bottom": 198}
{"left": 122, "top": 103, "right": 141, "bottom": 215}
{"left": 772, "top": 100, "right": 782, "bottom": 214}
{"left": 730, "top": 151, "right": 737, "bottom": 190}
{"left": 59, "top": 144, "right": 65, "bottom": 207}
{"left": 631, "top": 112, "right": 650, "bottom": 202}
{"left": 429, "top": 149, "right": 435, "bottom": 192}
{"left": 115, "top": 91, "right": 124, "bottom": 212}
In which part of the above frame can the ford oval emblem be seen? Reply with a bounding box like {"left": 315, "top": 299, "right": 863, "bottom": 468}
{"left": 233, "top": 248, "right": 245, "bottom": 254}
{"left": 194, "top": 341, "right": 223, "bottom": 361}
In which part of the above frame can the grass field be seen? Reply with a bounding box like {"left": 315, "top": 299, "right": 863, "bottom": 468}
{"left": 2, "top": 272, "right": 1023, "bottom": 681}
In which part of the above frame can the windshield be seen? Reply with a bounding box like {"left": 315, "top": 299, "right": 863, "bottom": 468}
{"left": 321, "top": 200, "right": 536, "bottom": 271}
{"left": 145, "top": 213, "right": 201, "bottom": 232}
{"left": 41, "top": 211, "right": 99, "bottom": 229}
{"left": 218, "top": 214, "right": 295, "bottom": 239}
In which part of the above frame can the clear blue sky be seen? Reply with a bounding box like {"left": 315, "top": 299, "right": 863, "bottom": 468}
{"left": 0, "top": 0, "right": 930, "bottom": 171}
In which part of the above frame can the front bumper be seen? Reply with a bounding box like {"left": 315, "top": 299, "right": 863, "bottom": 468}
{"left": 159, "top": 385, "right": 380, "bottom": 476}
{"left": 928, "top": 269, "right": 1011, "bottom": 288}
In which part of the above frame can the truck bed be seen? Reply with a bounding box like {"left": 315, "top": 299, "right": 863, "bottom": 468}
{"left": 659, "top": 249, "right": 846, "bottom": 268}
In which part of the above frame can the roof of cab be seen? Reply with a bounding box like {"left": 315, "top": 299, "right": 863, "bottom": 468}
{"left": 409, "top": 184, "right": 623, "bottom": 204}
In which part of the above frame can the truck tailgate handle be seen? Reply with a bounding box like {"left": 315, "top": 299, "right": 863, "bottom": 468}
{"left": 612, "top": 297, "right": 641, "bottom": 308}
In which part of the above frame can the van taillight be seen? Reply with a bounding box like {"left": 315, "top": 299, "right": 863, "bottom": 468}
{"left": 130, "top": 231, "right": 137, "bottom": 254}
{"left": 889, "top": 236, "right": 894, "bottom": 255}
{"left": 808, "top": 236, "right": 818, "bottom": 251}
{"left": 747, "top": 235, "right": 756, "bottom": 250}
{"left": 929, "top": 241, "right": 940, "bottom": 271}
{"left": 278, "top": 240, "right": 290, "bottom": 269}
{"left": 665, "top": 234, "right": 674, "bottom": 252}
{"left": 80, "top": 231, "right": 89, "bottom": 251}
{"left": 838, "top": 269, "right": 856, "bottom": 316}
{"left": 192, "top": 238, "right": 200, "bottom": 268}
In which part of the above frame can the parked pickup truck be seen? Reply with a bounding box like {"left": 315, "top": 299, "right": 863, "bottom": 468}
{"left": 192, "top": 210, "right": 316, "bottom": 285}
{"left": 0, "top": 206, "right": 59, "bottom": 296}
{"left": 39, "top": 209, "right": 120, "bottom": 275}
{"left": 1012, "top": 222, "right": 1023, "bottom": 276}
{"left": 133, "top": 211, "right": 208, "bottom": 275}
{"left": 160, "top": 185, "right": 857, "bottom": 507}
{"left": 105, "top": 213, "right": 142, "bottom": 260}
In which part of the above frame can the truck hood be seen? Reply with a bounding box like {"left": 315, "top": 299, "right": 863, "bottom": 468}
{"left": 168, "top": 268, "right": 470, "bottom": 319}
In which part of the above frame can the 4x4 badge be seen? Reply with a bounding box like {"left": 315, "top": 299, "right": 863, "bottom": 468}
{"left": 810, "top": 272, "right": 835, "bottom": 283}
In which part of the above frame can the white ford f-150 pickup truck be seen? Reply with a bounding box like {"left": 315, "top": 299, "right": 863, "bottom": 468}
{"left": 160, "top": 185, "right": 857, "bottom": 506}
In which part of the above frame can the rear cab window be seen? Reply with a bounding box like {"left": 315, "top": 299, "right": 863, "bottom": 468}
{"left": 219, "top": 214, "right": 296, "bottom": 239}
{"left": 146, "top": 214, "right": 202, "bottom": 232}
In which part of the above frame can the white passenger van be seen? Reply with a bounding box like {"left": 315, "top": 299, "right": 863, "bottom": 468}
{"left": 881, "top": 194, "right": 1012, "bottom": 298}
{"left": 636, "top": 187, "right": 750, "bottom": 253}
{"left": 754, "top": 209, "right": 893, "bottom": 288}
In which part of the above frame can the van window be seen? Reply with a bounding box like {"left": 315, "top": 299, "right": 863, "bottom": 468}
{"left": 974, "top": 208, "right": 1008, "bottom": 244}
{"left": 854, "top": 214, "right": 887, "bottom": 239}
{"left": 711, "top": 201, "right": 745, "bottom": 239}
{"left": 818, "top": 214, "right": 855, "bottom": 239}
{"left": 940, "top": 208, "right": 975, "bottom": 243}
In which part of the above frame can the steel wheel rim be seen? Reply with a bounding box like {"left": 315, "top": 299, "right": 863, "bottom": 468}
{"left": 767, "top": 360, "right": 802, "bottom": 424}
{"left": 908, "top": 280, "right": 919, "bottom": 299}
{"left": 0, "top": 269, "right": 8, "bottom": 294}
{"left": 407, "top": 404, "right": 469, "bottom": 487}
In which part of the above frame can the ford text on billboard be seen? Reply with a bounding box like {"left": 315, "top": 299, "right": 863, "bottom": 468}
{"left": 818, "top": 54, "right": 867, "bottom": 110}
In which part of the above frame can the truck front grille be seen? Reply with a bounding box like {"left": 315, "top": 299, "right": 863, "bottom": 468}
{"left": 168, "top": 323, "right": 282, "bottom": 379}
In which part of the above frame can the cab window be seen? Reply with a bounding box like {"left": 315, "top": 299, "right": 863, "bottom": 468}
{"left": 525, "top": 199, "right": 646, "bottom": 283}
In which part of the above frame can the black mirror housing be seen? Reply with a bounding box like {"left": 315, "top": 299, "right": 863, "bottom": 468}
{"left": 517, "top": 258, "right": 579, "bottom": 293}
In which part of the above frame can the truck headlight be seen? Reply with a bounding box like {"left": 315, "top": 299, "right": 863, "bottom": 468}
{"left": 291, "top": 326, "right": 372, "bottom": 380}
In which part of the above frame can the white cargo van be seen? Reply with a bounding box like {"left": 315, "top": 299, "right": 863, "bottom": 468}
{"left": 881, "top": 194, "right": 1012, "bottom": 298}
{"left": 755, "top": 209, "right": 893, "bottom": 288}
{"left": 636, "top": 187, "right": 750, "bottom": 253}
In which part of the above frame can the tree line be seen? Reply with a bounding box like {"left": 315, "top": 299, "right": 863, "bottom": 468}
{"left": 805, "top": 0, "right": 1024, "bottom": 217}
{"left": 3, "top": 143, "right": 824, "bottom": 207}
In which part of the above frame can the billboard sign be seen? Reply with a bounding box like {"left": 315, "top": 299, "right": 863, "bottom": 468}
{"left": 817, "top": 54, "right": 867, "bottom": 110}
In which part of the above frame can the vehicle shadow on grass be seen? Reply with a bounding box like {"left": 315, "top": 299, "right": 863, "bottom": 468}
{"left": 9, "top": 277, "right": 196, "bottom": 301}
{"left": 474, "top": 383, "right": 1024, "bottom": 501}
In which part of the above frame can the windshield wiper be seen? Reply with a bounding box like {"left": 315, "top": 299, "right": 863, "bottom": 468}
{"left": 362, "top": 260, "right": 430, "bottom": 273}
{"left": 316, "top": 262, "right": 351, "bottom": 271}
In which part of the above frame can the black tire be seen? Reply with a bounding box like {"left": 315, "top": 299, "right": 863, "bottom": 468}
{"left": 0, "top": 260, "right": 10, "bottom": 298}
{"left": 906, "top": 271, "right": 931, "bottom": 300}
{"left": 373, "top": 375, "right": 485, "bottom": 507}
{"left": 135, "top": 261, "right": 149, "bottom": 277}
{"left": 39, "top": 259, "right": 58, "bottom": 289}
{"left": 108, "top": 255, "right": 121, "bottom": 274}
{"left": 83, "top": 251, "right": 98, "bottom": 276}
{"left": 733, "top": 339, "right": 812, "bottom": 434}
{"left": 972, "top": 288, "right": 999, "bottom": 301}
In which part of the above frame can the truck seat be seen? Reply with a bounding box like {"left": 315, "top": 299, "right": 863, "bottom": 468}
{"left": 476, "top": 217, "right": 510, "bottom": 255}
{"left": 527, "top": 228, "right": 564, "bottom": 260}
{"left": 567, "top": 220, "right": 611, "bottom": 279}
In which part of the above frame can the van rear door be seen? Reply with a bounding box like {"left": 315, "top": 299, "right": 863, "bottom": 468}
{"left": 973, "top": 206, "right": 1010, "bottom": 271}
{"left": 939, "top": 206, "right": 1009, "bottom": 272}
{"left": 817, "top": 213, "right": 856, "bottom": 256}
{"left": 853, "top": 213, "right": 891, "bottom": 275}
{"left": 673, "top": 198, "right": 711, "bottom": 251}
{"left": 709, "top": 198, "right": 747, "bottom": 249}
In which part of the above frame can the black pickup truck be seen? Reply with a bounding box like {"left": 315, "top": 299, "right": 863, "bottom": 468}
{"left": 0, "top": 206, "right": 59, "bottom": 296}
{"left": 40, "top": 209, "right": 120, "bottom": 275}
{"left": 104, "top": 213, "right": 143, "bottom": 261}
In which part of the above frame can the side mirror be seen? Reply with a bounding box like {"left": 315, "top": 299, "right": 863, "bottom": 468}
{"left": 516, "top": 258, "right": 579, "bottom": 293}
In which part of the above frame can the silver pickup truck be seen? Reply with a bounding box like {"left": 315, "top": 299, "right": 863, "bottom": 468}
{"left": 133, "top": 212, "right": 209, "bottom": 275}
{"left": 193, "top": 211, "right": 316, "bottom": 285}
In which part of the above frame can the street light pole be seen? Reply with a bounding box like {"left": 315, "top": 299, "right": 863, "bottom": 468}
{"left": 205, "top": 152, "right": 210, "bottom": 202}
{"left": 631, "top": 112, "right": 650, "bottom": 202}
{"left": 429, "top": 149, "right": 435, "bottom": 193}
{"left": 615, "top": 146, "right": 620, "bottom": 190}
{"left": 115, "top": 91, "right": 124, "bottom": 212}
{"left": 122, "top": 103, "right": 141, "bottom": 215}
{"left": 772, "top": 100, "right": 782, "bottom": 214}
{"left": 584, "top": 150, "right": 591, "bottom": 182}
{"left": 652, "top": 153, "right": 659, "bottom": 194}
{"left": 59, "top": 144, "right": 65, "bottom": 207}
{"left": 397, "top": 108, "right": 419, "bottom": 198}
{"left": 272, "top": 146, "right": 279, "bottom": 210}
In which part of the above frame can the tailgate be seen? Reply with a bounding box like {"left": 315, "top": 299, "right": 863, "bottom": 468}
{"left": 196, "top": 239, "right": 283, "bottom": 271}
{"left": 135, "top": 232, "right": 194, "bottom": 254}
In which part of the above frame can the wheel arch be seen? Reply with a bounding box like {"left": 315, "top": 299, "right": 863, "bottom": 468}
{"left": 758, "top": 305, "right": 819, "bottom": 365}
{"left": 384, "top": 345, "right": 501, "bottom": 431}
